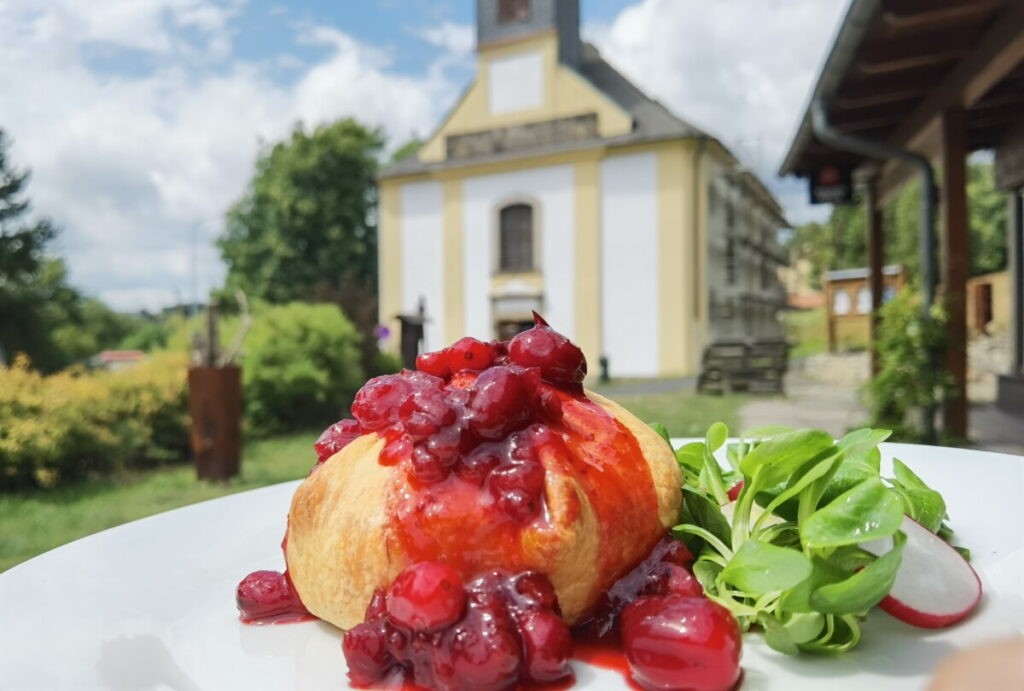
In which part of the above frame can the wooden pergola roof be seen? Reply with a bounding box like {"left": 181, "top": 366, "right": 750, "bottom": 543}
{"left": 780, "top": 0, "right": 1024, "bottom": 196}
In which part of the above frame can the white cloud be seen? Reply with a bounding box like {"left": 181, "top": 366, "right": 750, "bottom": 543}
{"left": 412, "top": 21, "right": 476, "bottom": 56}
{"left": 1, "top": 0, "right": 849, "bottom": 312}
{"left": 0, "top": 1, "right": 469, "bottom": 311}
{"left": 586, "top": 0, "right": 851, "bottom": 224}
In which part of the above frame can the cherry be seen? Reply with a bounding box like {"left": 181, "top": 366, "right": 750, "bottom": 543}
{"left": 465, "top": 366, "right": 531, "bottom": 440}
{"left": 435, "top": 606, "right": 522, "bottom": 691}
{"left": 399, "top": 386, "right": 455, "bottom": 440}
{"left": 351, "top": 374, "right": 412, "bottom": 431}
{"left": 379, "top": 433, "right": 412, "bottom": 466}
{"left": 448, "top": 337, "right": 497, "bottom": 373}
{"left": 417, "top": 349, "right": 451, "bottom": 379}
{"left": 646, "top": 562, "right": 704, "bottom": 599}
{"left": 621, "top": 595, "right": 741, "bottom": 691}
{"left": 517, "top": 609, "right": 573, "bottom": 683}
{"left": 387, "top": 563, "right": 467, "bottom": 632}
{"left": 313, "top": 419, "right": 362, "bottom": 464}
{"left": 411, "top": 445, "right": 449, "bottom": 483}
{"left": 510, "top": 571, "right": 559, "bottom": 612}
{"left": 456, "top": 447, "right": 501, "bottom": 486}
{"left": 508, "top": 320, "right": 586, "bottom": 386}
{"left": 343, "top": 621, "right": 392, "bottom": 686}
{"left": 235, "top": 570, "right": 307, "bottom": 622}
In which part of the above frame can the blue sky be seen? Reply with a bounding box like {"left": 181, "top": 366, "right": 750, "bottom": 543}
{"left": 0, "top": 0, "right": 850, "bottom": 311}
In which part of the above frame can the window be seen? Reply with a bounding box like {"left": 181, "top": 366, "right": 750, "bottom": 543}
{"left": 499, "top": 203, "right": 534, "bottom": 272}
{"left": 725, "top": 237, "right": 736, "bottom": 285}
{"left": 833, "top": 289, "right": 851, "bottom": 315}
{"left": 856, "top": 287, "right": 872, "bottom": 314}
{"left": 499, "top": 0, "right": 530, "bottom": 23}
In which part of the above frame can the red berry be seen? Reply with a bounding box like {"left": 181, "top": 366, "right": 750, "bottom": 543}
{"left": 343, "top": 621, "right": 393, "bottom": 686}
{"left": 379, "top": 433, "right": 412, "bottom": 466}
{"left": 465, "top": 366, "right": 531, "bottom": 440}
{"left": 496, "top": 489, "right": 538, "bottom": 523}
{"left": 411, "top": 445, "right": 449, "bottom": 484}
{"left": 489, "top": 462, "right": 545, "bottom": 501}
{"left": 457, "top": 447, "right": 501, "bottom": 486}
{"left": 448, "top": 337, "right": 496, "bottom": 373}
{"left": 621, "top": 595, "right": 741, "bottom": 691}
{"left": 399, "top": 387, "right": 455, "bottom": 440}
{"left": 235, "top": 570, "right": 306, "bottom": 621}
{"left": 351, "top": 374, "right": 412, "bottom": 431}
{"left": 510, "top": 571, "right": 559, "bottom": 611}
{"left": 417, "top": 350, "right": 451, "bottom": 379}
{"left": 517, "top": 609, "right": 572, "bottom": 683}
{"left": 386, "top": 563, "right": 467, "bottom": 632}
{"left": 508, "top": 325, "right": 586, "bottom": 385}
{"left": 644, "top": 562, "right": 704, "bottom": 599}
{"left": 313, "top": 419, "right": 362, "bottom": 464}
{"left": 435, "top": 606, "right": 522, "bottom": 691}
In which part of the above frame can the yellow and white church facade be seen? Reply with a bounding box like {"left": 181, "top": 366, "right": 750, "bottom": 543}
{"left": 378, "top": 0, "right": 788, "bottom": 378}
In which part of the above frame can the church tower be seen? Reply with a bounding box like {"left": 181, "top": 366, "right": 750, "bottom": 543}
{"left": 476, "top": 0, "right": 580, "bottom": 67}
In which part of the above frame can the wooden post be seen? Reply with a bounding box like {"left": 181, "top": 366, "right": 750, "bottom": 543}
{"left": 940, "top": 108, "right": 970, "bottom": 439}
{"left": 865, "top": 178, "right": 885, "bottom": 376}
{"left": 188, "top": 366, "right": 242, "bottom": 480}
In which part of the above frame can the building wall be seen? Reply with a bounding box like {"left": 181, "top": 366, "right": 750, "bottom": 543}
{"left": 705, "top": 155, "right": 788, "bottom": 344}
{"left": 600, "top": 152, "right": 660, "bottom": 377}
{"left": 419, "top": 33, "right": 632, "bottom": 163}
{"left": 399, "top": 181, "right": 445, "bottom": 351}
{"left": 461, "top": 164, "right": 576, "bottom": 341}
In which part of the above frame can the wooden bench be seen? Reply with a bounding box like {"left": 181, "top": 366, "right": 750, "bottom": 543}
{"left": 697, "top": 340, "right": 790, "bottom": 395}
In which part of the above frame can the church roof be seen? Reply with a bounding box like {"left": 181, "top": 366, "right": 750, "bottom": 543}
{"left": 380, "top": 42, "right": 710, "bottom": 179}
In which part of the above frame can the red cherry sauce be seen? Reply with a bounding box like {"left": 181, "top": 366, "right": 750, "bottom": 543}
{"left": 344, "top": 565, "right": 573, "bottom": 690}
{"left": 346, "top": 317, "right": 662, "bottom": 597}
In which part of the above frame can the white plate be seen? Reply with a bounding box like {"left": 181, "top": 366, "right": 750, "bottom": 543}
{"left": 1, "top": 442, "right": 1022, "bottom": 690}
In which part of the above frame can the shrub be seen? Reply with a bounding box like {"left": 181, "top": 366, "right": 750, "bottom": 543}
{"left": 242, "top": 302, "right": 364, "bottom": 434}
{"left": 863, "top": 290, "right": 949, "bottom": 442}
{"left": 0, "top": 353, "right": 189, "bottom": 490}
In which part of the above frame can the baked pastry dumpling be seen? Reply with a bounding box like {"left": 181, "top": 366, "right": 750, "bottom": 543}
{"left": 284, "top": 317, "right": 682, "bottom": 630}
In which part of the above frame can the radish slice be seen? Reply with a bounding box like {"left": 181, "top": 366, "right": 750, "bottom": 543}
{"left": 862, "top": 515, "right": 982, "bottom": 628}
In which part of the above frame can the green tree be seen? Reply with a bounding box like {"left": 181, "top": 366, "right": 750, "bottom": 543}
{"left": 242, "top": 302, "right": 364, "bottom": 433}
{"left": 967, "top": 162, "right": 1007, "bottom": 276}
{"left": 0, "top": 128, "right": 62, "bottom": 368}
{"left": 218, "top": 119, "right": 384, "bottom": 355}
{"left": 786, "top": 162, "right": 1007, "bottom": 282}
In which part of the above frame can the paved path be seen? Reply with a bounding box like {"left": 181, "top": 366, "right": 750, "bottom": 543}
{"left": 737, "top": 373, "right": 867, "bottom": 439}
{"left": 593, "top": 376, "right": 695, "bottom": 397}
{"left": 737, "top": 370, "right": 1024, "bottom": 456}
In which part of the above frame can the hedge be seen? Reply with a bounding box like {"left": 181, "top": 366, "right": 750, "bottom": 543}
{"left": 0, "top": 353, "right": 189, "bottom": 489}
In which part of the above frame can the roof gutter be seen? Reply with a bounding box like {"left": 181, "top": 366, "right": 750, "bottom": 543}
{"left": 778, "top": 0, "right": 881, "bottom": 177}
{"left": 810, "top": 97, "right": 939, "bottom": 442}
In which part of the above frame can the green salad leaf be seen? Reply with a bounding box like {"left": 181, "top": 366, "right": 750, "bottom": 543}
{"left": 656, "top": 420, "right": 964, "bottom": 656}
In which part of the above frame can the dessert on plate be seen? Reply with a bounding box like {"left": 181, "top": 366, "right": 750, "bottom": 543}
{"left": 237, "top": 315, "right": 741, "bottom": 690}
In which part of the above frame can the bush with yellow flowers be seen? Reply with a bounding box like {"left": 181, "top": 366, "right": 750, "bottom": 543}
{"left": 0, "top": 353, "right": 189, "bottom": 490}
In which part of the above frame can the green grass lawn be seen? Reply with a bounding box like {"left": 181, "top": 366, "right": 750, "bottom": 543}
{"left": 0, "top": 388, "right": 746, "bottom": 574}
{"left": 0, "top": 432, "right": 318, "bottom": 573}
{"left": 612, "top": 390, "right": 747, "bottom": 438}
{"left": 781, "top": 308, "right": 827, "bottom": 360}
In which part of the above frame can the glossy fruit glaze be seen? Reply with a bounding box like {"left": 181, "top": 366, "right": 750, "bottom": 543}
{"left": 315, "top": 314, "right": 662, "bottom": 585}
{"left": 344, "top": 564, "right": 573, "bottom": 690}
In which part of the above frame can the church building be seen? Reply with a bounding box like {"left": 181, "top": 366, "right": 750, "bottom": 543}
{"left": 378, "top": 0, "right": 788, "bottom": 378}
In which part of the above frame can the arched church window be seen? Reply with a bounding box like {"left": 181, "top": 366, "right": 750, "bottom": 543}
{"left": 499, "top": 203, "right": 534, "bottom": 272}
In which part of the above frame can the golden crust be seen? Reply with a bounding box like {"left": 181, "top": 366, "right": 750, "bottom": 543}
{"left": 285, "top": 395, "right": 682, "bottom": 631}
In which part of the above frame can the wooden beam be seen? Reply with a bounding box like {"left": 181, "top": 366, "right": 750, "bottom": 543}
{"left": 890, "top": 1, "right": 1024, "bottom": 151}
{"left": 940, "top": 108, "right": 969, "bottom": 440}
{"left": 865, "top": 179, "right": 885, "bottom": 376}
{"left": 881, "top": 0, "right": 1000, "bottom": 32}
